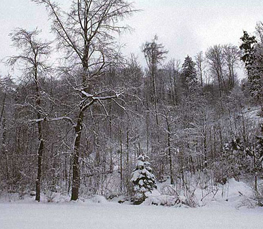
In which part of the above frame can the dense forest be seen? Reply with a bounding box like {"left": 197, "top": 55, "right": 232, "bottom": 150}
{"left": 0, "top": 0, "right": 263, "bottom": 206}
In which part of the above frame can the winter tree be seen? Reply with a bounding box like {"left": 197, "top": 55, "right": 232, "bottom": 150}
{"left": 142, "top": 35, "right": 167, "bottom": 124}
{"left": 223, "top": 44, "right": 240, "bottom": 90}
{"left": 181, "top": 55, "right": 198, "bottom": 94}
{"left": 131, "top": 153, "right": 157, "bottom": 204}
{"left": 195, "top": 51, "right": 205, "bottom": 87}
{"left": 7, "top": 28, "right": 52, "bottom": 201}
{"left": 34, "top": 0, "right": 135, "bottom": 200}
{"left": 240, "top": 31, "right": 263, "bottom": 104}
{"left": 206, "top": 45, "right": 226, "bottom": 97}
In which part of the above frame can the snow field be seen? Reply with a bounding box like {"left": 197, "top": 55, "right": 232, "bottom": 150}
{"left": 1, "top": 178, "right": 263, "bottom": 229}
{"left": 1, "top": 201, "right": 263, "bottom": 229}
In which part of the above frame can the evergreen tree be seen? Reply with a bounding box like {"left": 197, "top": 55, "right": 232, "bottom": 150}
{"left": 240, "top": 31, "right": 257, "bottom": 69}
{"left": 240, "top": 31, "right": 263, "bottom": 103}
{"left": 131, "top": 153, "right": 157, "bottom": 204}
{"left": 181, "top": 55, "right": 198, "bottom": 93}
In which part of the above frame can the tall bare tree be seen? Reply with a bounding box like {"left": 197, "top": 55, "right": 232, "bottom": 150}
{"left": 223, "top": 44, "right": 240, "bottom": 90}
{"left": 7, "top": 28, "right": 52, "bottom": 201}
{"left": 33, "top": 0, "right": 135, "bottom": 200}
{"left": 206, "top": 45, "right": 226, "bottom": 97}
{"left": 142, "top": 35, "right": 167, "bottom": 126}
{"left": 195, "top": 51, "right": 205, "bottom": 87}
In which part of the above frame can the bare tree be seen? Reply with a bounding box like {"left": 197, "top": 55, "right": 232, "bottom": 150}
{"left": 142, "top": 35, "right": 167, "bottom": 126}
{"left": 33, "top": 0, "right": 135, "bottom": 200}
{"left": 206, "top": 45, "right": 226, "bottom": 97}
{"left": 195, "top": 51, "right": 206, "bottom": 87}
{"left": 165, "top": 59, "right": 181, "bottom": 105}
{"left": 7, "top": 28, "right": 52, "bottom": 201}
{"left": 223, "top": 44, "right": 240, "bottom": 90}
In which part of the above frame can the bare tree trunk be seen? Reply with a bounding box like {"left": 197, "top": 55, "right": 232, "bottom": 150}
{"left": 35, "top": 138, "right": 44, "bottom": 201}
{"left": 126, "top": 120, "right": 130, "bottom": 193}
{"left": 241, "top": 112, "right": 247, "bottom": 143}
{"left": 152, "top": 69, "right": 159, "bottom": 127}
{"left": 35, "top": 65, "right": 45, "bottom": 202}
{"left": 109, "top": 101, "right": 113, "bottom": 172}
{"left": 166, "top": 115, "right": 174, "bottom": 185}
{"left": 0, "top": 93, "right": 6, "bottom": 123}
{"left": 71, "top": 111, "right": 83, "bottom": 201}
{"left": 119, "top": 127, "right": 123, "bottom": 193}
{"left": 146, "top": 110, "right": 150, "bottom": 154}
{"left": 35, "top": 116, "right": 44, "bottom": 202}
{"left": 253, "top": 153, "right": 258, "bottom": 193}
{"left": 203, "top": 129, "right": 207, "bottom": 169}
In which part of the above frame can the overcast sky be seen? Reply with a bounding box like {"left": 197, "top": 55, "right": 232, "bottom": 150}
{"left": 1, "top": 0, "right": 263, "bottom": 76}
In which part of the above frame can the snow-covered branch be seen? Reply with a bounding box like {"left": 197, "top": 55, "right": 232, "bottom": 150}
{"left": 29, "top": 116, "right": 75, "bottom": 126}
{"left": 81, "top": 92, "right": 122, "bottom": 112}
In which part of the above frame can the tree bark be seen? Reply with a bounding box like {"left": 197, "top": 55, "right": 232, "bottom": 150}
{"left": 71, "top": 111, "right": 84, "bottom": 201}
{"left": 35, "top": 139, "right": 44, "bottom": 202}
{"left": 166, "top": 115, "right": 174, "bottom": 185}
{"left": 35, "top": 61, "right": 44, "bottom": 202}
{"left": 35, "top": 93, "right": 44, "bottom": 201}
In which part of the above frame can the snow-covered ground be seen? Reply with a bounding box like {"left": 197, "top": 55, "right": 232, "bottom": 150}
{"left": 1, "top": 178, "right": 263, "bottom": 229}
{"left": 1, "top": 200, "right": 263, "bottom": 229}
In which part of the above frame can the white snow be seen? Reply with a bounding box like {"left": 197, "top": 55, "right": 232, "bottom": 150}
{"left": 1, "top": 179, "right": 263, "bottom": 229}
{"left": 81, "top": 91, "right": 93, "bottom": 98}
{"left": 1, "top": 200, "right": 263, "bottom": 229}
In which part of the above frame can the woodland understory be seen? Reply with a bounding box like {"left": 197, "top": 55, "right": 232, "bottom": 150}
{"left": 0, "top": 0, "right": 263, "bottom": 206}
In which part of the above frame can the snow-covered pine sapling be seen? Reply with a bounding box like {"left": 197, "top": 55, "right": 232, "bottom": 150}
{"left": 131, "top": 153, "right": 157, "bottom": 204}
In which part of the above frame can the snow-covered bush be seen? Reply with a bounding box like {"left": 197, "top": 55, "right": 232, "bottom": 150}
{"left": 90, "top": 195, "right": 108, "bottom": 204}
{"left": 160, "top": 184, "right": 198, "bottom": 207}
{"left": 145, "top": 194, "right": 181, "bottom": 206}
{"left": 131, "top": 153, "right": 157, "bottom": 204}
{"left": 45, "top": 190, "right": 57, "bottom": 203}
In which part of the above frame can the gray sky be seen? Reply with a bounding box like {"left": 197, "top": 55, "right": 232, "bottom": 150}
{"left": 1, "top": 0, "right": 263, "bottom": 76}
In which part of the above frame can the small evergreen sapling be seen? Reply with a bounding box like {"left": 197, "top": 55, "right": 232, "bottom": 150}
{"left": 131, "top": 153, "right": 157, "bottom": 204}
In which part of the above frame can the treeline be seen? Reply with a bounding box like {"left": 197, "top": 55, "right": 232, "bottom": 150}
{"left": 0, "top": 0, "right": 263, "bottom": 202}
